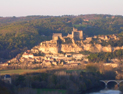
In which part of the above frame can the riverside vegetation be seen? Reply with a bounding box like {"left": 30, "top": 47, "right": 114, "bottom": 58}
{"left": 1, "top": 63, "right": 123, "bottom": 94}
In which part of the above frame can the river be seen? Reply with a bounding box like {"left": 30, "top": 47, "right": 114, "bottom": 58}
{"left": 87, "top": 90, "right": 121, "bottom": 94}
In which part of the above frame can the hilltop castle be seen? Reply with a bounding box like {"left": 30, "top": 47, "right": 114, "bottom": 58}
{"left": 31, "top": 27, "right": 121, "bottom": 54}
{"left": 52, "top": 28, "right": 83, "bottom": 41}
{"left": 31, "top": 28, "right": 83, "bottom": 54}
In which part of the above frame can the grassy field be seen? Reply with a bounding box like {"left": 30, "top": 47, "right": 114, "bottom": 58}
{"left": 0, "top": 66, "right": 67, "bottom": 75}
{"left": 0, "top": 66, "right": 84, "bottom": 75}
{"left": 0, "top": 69, "right": 39, "bottom": 75}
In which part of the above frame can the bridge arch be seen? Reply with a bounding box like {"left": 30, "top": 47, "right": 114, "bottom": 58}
{"left": 107, "top": 80, "right": 118, "bottom": 88}
{"left": 100, "top": 80, "right": 123, "bottom": 88}
{"left": 100, "top": 80, "right": 108, "bottom": 88}
{"left": 119, "top": 80, "right": 123, "bottom": 84}
{"left": 107, "top": 80, "right": 119, "bottom": 85}
{"left": 100, "top": 81, "right": 106, "bottom": 85}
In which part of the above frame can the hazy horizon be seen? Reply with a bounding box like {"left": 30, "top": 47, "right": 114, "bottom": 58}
{"left": 0, "top": 0, "right": 123, "bottom": 17}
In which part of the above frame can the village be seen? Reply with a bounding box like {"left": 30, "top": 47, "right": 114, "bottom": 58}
{"left": 0, "top": 28, "right": 121, "bottom": 70}
{"left": 0, "top": 49, "right": 89, "bottom": 69}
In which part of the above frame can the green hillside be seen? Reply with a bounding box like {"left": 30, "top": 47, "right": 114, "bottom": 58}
{"left": 0, "top": 14, "right": 123, "bottom": 60}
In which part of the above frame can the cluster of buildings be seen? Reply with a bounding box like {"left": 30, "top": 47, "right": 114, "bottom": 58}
{"left": 0, "top": 48, "right": 89, "bottom": 69}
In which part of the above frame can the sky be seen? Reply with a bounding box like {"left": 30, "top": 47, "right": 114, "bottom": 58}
{"left": 0, "top": 0, "right": 123, "bottom": 17}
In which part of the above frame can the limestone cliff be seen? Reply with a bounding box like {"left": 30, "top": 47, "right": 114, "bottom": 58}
{"left": 61, "top": 44, "right": 83, "bottom": 53}
{"left": 102, "top": 45, "right": 112, "bottom": 52}
{"left": 113, "top": 46, "right": 123, "bottom": 52}
{"left": 83, "top": 44, "right": 112, "bottom": 52}
{"left": 32, "top": 40, "right": 123, "bottom": 54}
{"left": 83, "top": 44, "right": 101, "bottom": 52}
{"left": 31, "top": 32, "right": 123, "bottom": 54}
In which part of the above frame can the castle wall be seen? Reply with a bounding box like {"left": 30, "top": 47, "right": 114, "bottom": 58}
{"left": 52, "top": 33, "right": 62, "bottom": 40}
{"left": 67, "top": 34, "right": 73, "bottom": 39}
{"left": 39, "top": 46, "right": 58, "bottom": 54}
{"left": 61, "top": 44, "right": 82, "bottom": 53}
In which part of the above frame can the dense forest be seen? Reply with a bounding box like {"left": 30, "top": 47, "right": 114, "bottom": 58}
{"left": 0, "top": 14, "right": 123, "bottom": 60}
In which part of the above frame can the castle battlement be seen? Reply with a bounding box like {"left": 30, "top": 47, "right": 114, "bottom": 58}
{"left": 52, "top": 33, "right": 62, "bottom": 40}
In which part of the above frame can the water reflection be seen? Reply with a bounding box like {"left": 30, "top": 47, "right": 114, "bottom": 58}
{"left": 87, "top": 90, "right": 121, "bottom": 94}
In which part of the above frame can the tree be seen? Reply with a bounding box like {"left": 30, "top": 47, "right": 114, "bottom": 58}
{"left": 119, "top": 83, "right": 123, "bottom": 93}
{"left": 86, "top": 64, "right": 99, "bottom": 73}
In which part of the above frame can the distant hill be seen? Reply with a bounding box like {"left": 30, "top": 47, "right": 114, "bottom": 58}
{"left": 0, "top": 14, "right": 123, "bottom": 60}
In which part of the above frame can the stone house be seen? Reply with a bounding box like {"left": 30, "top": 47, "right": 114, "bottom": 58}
{"left": 42, "top": 60, "right": 51, "bottom": 66}
{"left": 103, "top": 63, "right": 118, "bottom": 68}
{"left": 4, "top": 75, "right": 11, "bottom": 84}
{"left": 65, "top": 54, "right": 72, "bottom": 57}
{"left": 51, "top": 61, "right": 57, "bottom": 66}
{"left": 0, "top": 63, "right": 9, "bottom": 67}
{"left": 22, "top": 53, "right": 34, "bottom": 58}
{"left": 72, "top": 54, "right": 88, "bottom": 60}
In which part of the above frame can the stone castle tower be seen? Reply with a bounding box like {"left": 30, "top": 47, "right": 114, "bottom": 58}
{"left": 72, "top": 28, "right": 83, "bottom": 40}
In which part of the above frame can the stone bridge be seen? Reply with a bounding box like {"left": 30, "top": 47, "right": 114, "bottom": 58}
{"left": 100, "top": 80, "right": 123, "bottom": 88}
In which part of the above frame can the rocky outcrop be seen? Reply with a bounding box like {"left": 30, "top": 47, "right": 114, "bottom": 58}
{"left": 102, "top": 45, "right": 112, "bottom": 52}
{"left": 83, "top": 44, "right": 101, "bottom": 52}
{"left": 32, "top": 40, "right": 123, "bottom": 54}
{"left": 32, "top": 41, "right": 123, "bottom": 54}
{"left": 83, "top": 44, "right": 112, "bottom": 52}
{"left": 113, "top": 46, "right": 123, "bottom": 52}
